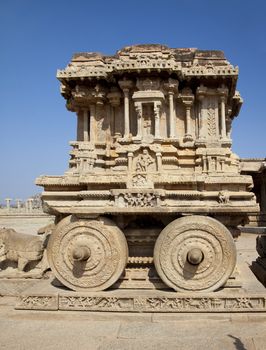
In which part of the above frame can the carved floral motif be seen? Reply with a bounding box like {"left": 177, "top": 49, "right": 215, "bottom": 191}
{"left": 124, "top": 193, "right": 156, "bottom": 207}
{"left": 207, "top": 102, "right": 216, "bottom": 137}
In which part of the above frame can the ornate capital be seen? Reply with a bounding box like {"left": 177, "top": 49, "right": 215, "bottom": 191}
{"left": 118, "top": 79, "right": 134, "bottom": 92}
{"left": 164, "top": 78, "right": 179, "bottom": 95}
{"left": 181, "top": 88, "right": 194, "bottom": 106}
{"left": 93, "top": 84, "right": 106, "bottom": 105}
{"left": 134, "top": 102, "right": 142, "bottom": 117}
{"left": 196, "top": 84, "right": 208, "bottom": 100}
{"left": 107, "top": 87, "right": 121, "bottom": 107}
{"left": 217, "top": 85, "right": 229, "bottom": 99}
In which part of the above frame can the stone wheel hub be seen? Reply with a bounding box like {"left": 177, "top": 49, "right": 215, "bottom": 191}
{"left": 47, "top": 215, "right": 128, "bottom": 292}
{"left": 187, "top": 248, "right": 203, "bottom": 265}
{"left": 154, "top": 216, "right": 236, "bottom": 292}
{"left": 72, "top": 244, "right": 91, "bottom": 261}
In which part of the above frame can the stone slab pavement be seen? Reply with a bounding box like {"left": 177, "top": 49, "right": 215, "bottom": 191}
{"left": 0, "top": 298, "right": 266, "bottom": 350}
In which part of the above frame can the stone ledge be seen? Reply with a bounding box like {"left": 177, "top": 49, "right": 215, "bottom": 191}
{"left": 16, "top": 289, "right": 266, "bottom": 313}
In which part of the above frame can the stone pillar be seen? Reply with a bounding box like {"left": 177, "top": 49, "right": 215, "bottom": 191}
{"left": 25, "top": 199, "right": 29, "bottom": 212}
{"left": 83, "top": 109, "right": 89, "bottom": 142}
{"left": 156, "top": 152, "right": 162, "bottom": 171}
{"left": 124, "top": 89, "right": 130, "bottom": 137}
{"left": 220, "top": 96, "right": 226, "bottom": 139}
{"left": 197, "top": 96, "right": 204, "bottom": 139}
{"left": 218, "top": 86, "right": 228, "bottom": 140}
{"left": 28, "top": 198, "right": 33, "bottom": 212}
{"left": 154, "top": 102, "right": 161, "bottom": 139}
{"left": 89, "top": 104, "right": 96, "bottom": 143}
{"left": 5, "top": 198, "right": 12, "bottom": 212}
{"left": 107, "top": 88, "right": 121, "bottom": 137}
{"left": 128, "top": 152, "right": 133, "bottom": 172}
{"left": 168, "top": 91, "right": 175, "bottom": 138}
{"left": 196, "top": 85, "right": 208, "bottom": 143}
{"left": 181, "top": 89, "right": 194, "bottom": 142}
{"left": 134, "top": 102, "right": 142, "bottom": 139}
{"left": 119, "top": 80, "right": 133, "bottom": 138}
{"left": 183, "top": 101, "right": 194, "bottom": 142}
{"left": 76, "top": 110, "right": 83, "bottom": 141}
{"left": 16, "top": 199, "right": 21, "bottom": 211}
{"left": 202, "top": 156, "right": 207, "bottom": 173}
{"left": 185, "top": 105, "right": 191, "bottom": 136}
{"left": 165, "top": 79, "right": 178, "bottom": 139}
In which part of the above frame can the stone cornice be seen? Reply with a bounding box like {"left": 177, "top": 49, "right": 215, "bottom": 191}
{"left": 57, "top": 45, "right": 238, "bottom": 82}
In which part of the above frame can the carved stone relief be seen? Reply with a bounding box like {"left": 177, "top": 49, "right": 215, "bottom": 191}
{"left": 124, "top": 193, "right": 156, "bottom": 207}
{"left": 0, "top": 228, "right": 49, "bottom": 278}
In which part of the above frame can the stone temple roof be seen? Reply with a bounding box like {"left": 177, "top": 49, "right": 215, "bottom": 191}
{"left": 57, "top": 44, "right": 238, "bottom": 82}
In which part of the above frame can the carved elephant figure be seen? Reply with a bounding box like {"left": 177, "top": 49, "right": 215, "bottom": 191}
{"left": 0, "top": 228, "right": 46, "bottom": 272}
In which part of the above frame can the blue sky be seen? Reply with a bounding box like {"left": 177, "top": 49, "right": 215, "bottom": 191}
{"left": 0, "top": 0, "right": 266, "bottom": 201}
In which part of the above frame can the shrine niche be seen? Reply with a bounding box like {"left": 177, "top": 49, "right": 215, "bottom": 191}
{"left": 36, "top": 44, "right": 258, "bottom": 295}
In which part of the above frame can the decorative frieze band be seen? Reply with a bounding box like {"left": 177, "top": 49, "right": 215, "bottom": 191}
{"left": 16, "top": 293, "right": 266, "bottom": 313}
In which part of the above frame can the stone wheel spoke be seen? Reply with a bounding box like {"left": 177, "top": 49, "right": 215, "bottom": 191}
{"left": 47, "top": 215, "right": 128, "bottom": 291}
{"left": 154, "top": 216, "right": 236, "bottom": 292}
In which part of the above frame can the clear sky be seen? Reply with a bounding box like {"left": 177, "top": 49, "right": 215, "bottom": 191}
{"left": 0, "top": 0, "right": 265, "bottom": 202}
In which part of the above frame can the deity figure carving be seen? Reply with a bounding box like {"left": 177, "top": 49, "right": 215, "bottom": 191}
{"left": 136, "top": 149, "right": 154, "bottom": 173}
{"left": 218, "top": 191, "right": 230, "bottom": 204}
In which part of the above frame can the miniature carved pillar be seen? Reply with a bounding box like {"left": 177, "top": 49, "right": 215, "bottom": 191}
{"left": 220, "top": 96, "right": 226, "bottom": 139}
{"left": 196, "top": 85, "right": 208, "bottom": 143}
{"left": 197, "top": 96, "right": 204, "bottom": 140}
{"left": 156, "top": 152, "right": 162, "bottom": 171}
{"left": 154, "top": 102, "right": 161, "bottom": 139}
{"left": 134, "top": 102, "right": 142, "bottom": 138}
{"left": 124, "top": 89, "right": 130, "bottom": 137}
{"left": 83, "top": 109, "right": 89, "bottom": 142}
{"left": 5, "top": 198, "right": 11, "bottom": 211}
{"left": 107, "top": 88, "right": 121, "bottom": 136}
{"left": 202, "top": 156, "right": 207, "bottom": 173}
{"left": 119, "top": 80, "right": 133, "bottom": 138}
{"left": 76, "top": 110, "right": 83, "bottom": 141}
{"left": 181, "top": 89, "right": 194, "bottom": 142}
{"left": 89, "top": 104, "right": 96, "bottom": 143}
{"left": 110, "top": 105, "right": 115, "bottom": 136}
{"left": 185, "top": 105, "right": 192, "bottom": 136}
{"left": 128, "top": 152, "right": 133, "bottom": 171}
{"left": 165, "top": 79, "right": 178, "bottom": 139}
{"left": 218, "top": 86, "right": 228, "bottom": 140}
{"left": 168, "top": 91, "right": 175, "bottom": 138}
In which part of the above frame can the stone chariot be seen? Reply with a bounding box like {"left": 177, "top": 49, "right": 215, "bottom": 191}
{"left": 36, "top": 45, "right": 258, "bottom": 293}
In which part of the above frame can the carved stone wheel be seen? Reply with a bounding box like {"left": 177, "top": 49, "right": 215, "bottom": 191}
{"left": 153, "top": 216, "right": 236, "bottom": 292}
{"left": 47, "top": 215, "right": 128, "bottom": 291}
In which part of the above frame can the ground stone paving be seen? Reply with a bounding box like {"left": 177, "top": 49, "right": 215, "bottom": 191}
{"left": 0, "top": 300, "right": 266, "bottom": 349}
